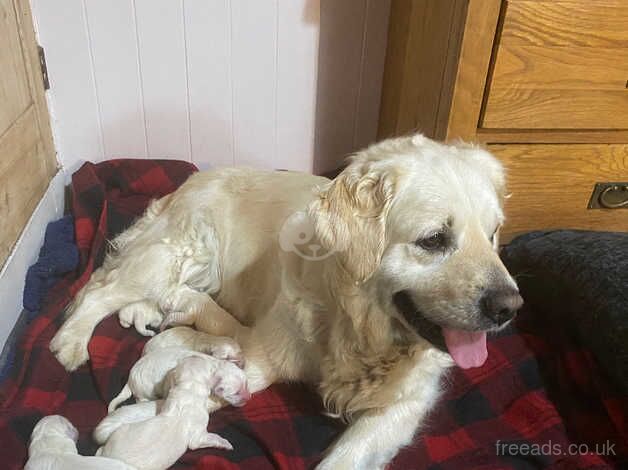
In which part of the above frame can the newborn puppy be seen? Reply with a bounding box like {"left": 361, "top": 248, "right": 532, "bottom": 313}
{"left": 25, "top": 415, "right": 134, "bottom": 470}
{"left": 163, "top": 354, "right": 251, "bottom": 408}
{"left": 142, "top": 326, "right": 243, "bottom": 367}
{"left": 109, "top": 335, "right": 242, "bottom": 412}
{"left": 98, "top": 356, "right": 250, "bottom": 470}
{"left": 93, "top": 401, "right": 162, "bottom": 445}
{"left": 108, "top": 348, "right": 207, "bottom": 411}
{"left": 118, "top": 300, "right": 163, "bottom": 337}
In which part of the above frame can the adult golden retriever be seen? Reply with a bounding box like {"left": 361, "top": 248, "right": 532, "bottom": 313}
{"left": 50, "top": 134, "right": 522, "bottom": 469}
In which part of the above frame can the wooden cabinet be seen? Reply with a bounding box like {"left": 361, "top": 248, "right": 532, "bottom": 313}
{"left": 379, "top": 0, "right": 628, "bottom": 241}
{"left": 0, "top": 0, "right": 56, "bottom": 267}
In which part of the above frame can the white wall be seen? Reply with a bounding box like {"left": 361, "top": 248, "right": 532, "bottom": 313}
{"left": 315, "top": 0, "right": 390, "bottom": 174}
{"left": 31, "top": 0, "right": 390, "bottom": 177}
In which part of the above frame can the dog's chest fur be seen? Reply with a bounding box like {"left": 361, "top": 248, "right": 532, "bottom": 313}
{"left": 319, "top": 339, "right": 451, "bottom": 420}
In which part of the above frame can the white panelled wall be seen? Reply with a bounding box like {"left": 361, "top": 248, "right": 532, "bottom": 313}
{"left": 30, "top": 0, "right": 391, "bottom": 177}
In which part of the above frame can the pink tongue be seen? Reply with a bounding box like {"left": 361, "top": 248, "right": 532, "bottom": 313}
{"left": 442, "top": 328, "right": 488, "bottom": 369}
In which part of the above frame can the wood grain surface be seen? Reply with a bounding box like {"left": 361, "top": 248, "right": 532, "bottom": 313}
{"left": 492, "top": 144, "right": 628, "bottom": 240}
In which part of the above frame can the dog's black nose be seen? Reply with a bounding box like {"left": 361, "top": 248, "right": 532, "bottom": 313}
{"left": 480, "top": 288, "right": 523, "bottom": 325}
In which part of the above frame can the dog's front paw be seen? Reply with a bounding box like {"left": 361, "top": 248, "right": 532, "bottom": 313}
{"left": 49, "top": 330, "right": 89, "bottom": 371}
{"left": 207, "top": 337, "right": 244, "bottom": 368}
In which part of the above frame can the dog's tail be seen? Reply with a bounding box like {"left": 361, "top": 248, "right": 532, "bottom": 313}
{"left": 108, "top": 384, "right": 132, "bottom": 413}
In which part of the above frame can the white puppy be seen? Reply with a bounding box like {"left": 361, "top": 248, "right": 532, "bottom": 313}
{"left": 25, "top": 415, "right": 135, "bottom": 470}
{"left": 118, "top": 300, "right": 163, "bottom": 337}
{"left": 97, "top": 356, "right": 249, "bottom": 470}
{"left": 93, "top": 401, "right": 162, "bottom": 445}
{"left": 108, "top": 342, "right": 241, "bottom": 412}
{"left": 142, "top": 326, "right": 243, "bottom": 367}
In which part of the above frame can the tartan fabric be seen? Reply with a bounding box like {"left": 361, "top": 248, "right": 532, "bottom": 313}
{"left": 0, "top": 159, "right": 625, "bottom": 469}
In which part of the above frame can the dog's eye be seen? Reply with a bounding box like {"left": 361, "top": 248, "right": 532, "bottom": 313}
{"left": 416, "top": 231, "right": 447, "bottom": 251}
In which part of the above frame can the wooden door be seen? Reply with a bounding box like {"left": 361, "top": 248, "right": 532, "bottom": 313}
{"left": 0, "top": 0, "right": 56, "bottom": 267}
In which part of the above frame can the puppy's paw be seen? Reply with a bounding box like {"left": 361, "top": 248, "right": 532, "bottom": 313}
{"left": 118, "top": 315, "right": 132, "bottom": 328}
{"left": 316, "top": 454, "right": 370, "bottom": 470}
{"left": 191, "top": 432, "right": 233, "bottom": 451}
{"left": 147, "top": 310, "right": 164, "bottom": 328}
{"left": 49, "top": 331, "right": 89, "bottom": 371}
{"left": 212, "top": 435, "right": 233, "bottom": 451}
{"left": 135, "top": 327, "right": 156, "bottom": 337}
{"left": 317, "top": 449, "right": 387, "bottom": 470}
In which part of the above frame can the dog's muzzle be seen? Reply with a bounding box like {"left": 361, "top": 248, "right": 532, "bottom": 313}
{"left": 479, "top": 287, "right": 523, "bottom": 326}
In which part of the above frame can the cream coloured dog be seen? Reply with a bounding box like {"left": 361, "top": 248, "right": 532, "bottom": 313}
{"left": 25, "top": 415, "right": 135, "bottom": 470}
{"left": 108, "top": 345, "right": 246, "bottom": 411}
{"left": 97, "top": 356, "right": 246, "bottom": 470}
{"left": 50, "top": 134, "right": 522, "bottom": 468}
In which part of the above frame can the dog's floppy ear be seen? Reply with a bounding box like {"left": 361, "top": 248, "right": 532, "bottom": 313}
{"left": 309, "top": 160, "right": 397, "bottom": 283}
{"left": 464, "top": 146, "right": 506, "bottom": 203}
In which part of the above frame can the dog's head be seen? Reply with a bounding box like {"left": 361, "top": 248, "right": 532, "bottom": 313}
{"left": 29, "top": 415, "right": 79, "bottom": 456}
{"left": 309, "top": 134, "right": 522, "bottom": 369}
{"left": 212, "top": 361, "right": 251, "bottom": 408}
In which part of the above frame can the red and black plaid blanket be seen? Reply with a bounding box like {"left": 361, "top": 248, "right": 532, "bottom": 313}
{"left": 1, "top": 160, "right": 626, "bottom": 469}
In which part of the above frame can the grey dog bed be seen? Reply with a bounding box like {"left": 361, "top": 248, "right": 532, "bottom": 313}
{"left": 500, "top": 230, "right": 628, "bottom": 394}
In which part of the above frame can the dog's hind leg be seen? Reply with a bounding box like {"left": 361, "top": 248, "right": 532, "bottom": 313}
{"left": 164, "top": 295, "right": 244, "bottom": 339}
{"left": 50, "top": 276, "right": 142, "bottom": 371}
{"left": 108, "top": 384, "right": 133, "bottom": 412}
{"left": 93, "top": 401, "right": 162, "bottom": 445}
{"left": 160, "top": 286, "right": 244, "bottom": 339}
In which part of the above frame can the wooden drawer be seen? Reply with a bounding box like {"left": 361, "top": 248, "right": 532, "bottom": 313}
{"left": 491, "top": 144, "right": 628, "bottom": 240}
{"left": 482, "top": 0, "right": 628, "bottom": 129}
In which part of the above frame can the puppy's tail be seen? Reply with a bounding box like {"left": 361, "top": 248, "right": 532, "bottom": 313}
{"left": 108, "top": 384, "right": 132, "bottom": 413}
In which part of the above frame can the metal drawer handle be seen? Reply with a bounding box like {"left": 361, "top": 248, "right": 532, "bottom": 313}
{"left": 588, "top": 182, "right": 628, "bottom": 209}
{"left": 599, "top": 184, "right": 628, "bottom": 209}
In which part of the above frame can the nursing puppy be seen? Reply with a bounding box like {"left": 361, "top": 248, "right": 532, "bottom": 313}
{"left": 25, "top": 415, "right": 134, "bottom": 470}
{"left": 142, "top": 326, "right": 243, "bottom": 367}
{"left": 108, "top": 344, "right": 242, "bottom": 411}
{"left": 117, "top": 300, "right": 163, "bottom": 337}
{"left": 51, "top": 135, "right": 522, "bottom": 468}
{"left": 97, "top": 356, "right": 248, "bottom": 470}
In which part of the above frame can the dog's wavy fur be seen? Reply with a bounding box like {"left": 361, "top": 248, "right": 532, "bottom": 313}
{"left": 50, "top": 134, "right": 517, "bottom": 469}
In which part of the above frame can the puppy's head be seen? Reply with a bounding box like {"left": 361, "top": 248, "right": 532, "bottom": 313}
{"left": 212, "top": 362, "right": 251, "bottom": 407}
{"left": 309, "top": 134, "right": 522, "bottom": 369}
{"left": 29, "top": 415, "right": 79, "bottom": 456}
